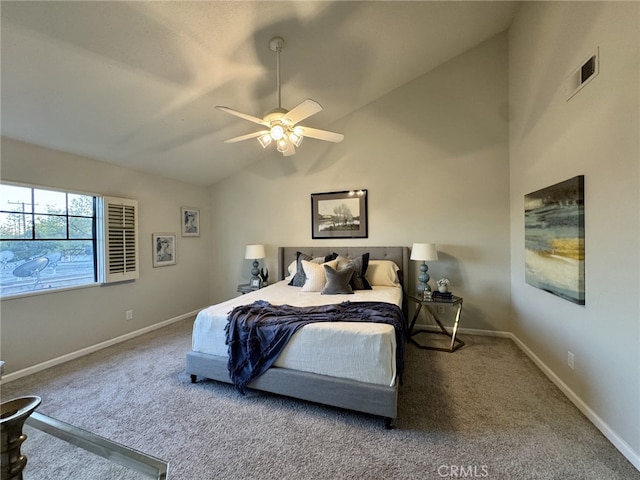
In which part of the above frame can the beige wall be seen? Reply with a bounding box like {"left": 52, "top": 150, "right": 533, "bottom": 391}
{"left": 509, "top": 2, "right": 639, "bottom": 463}
{"left": 210, "top": 33, "right": 512, "bottom": 333}
{"left": 0, "top": 138, "right": 213, "bottom": 373}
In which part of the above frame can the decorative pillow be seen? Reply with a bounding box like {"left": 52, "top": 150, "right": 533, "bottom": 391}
{"left": 322, "top": 265, "right": 354, "bottom": 295}
{"left": 334, "top": 254, "right": 352, "bottom": 271}
{"left": 366, "top": 260, "right": 400, "bottom": 286}
{"left": 301, "top": 259, "right": 338, "bottom": 292}
{"left": 288, "top": 252, "right": 337, "bottom": 287}
{"left": 333, "top": 252, "right": 371, "bottom": 290}
{"left": 287, "top": 260, "right": 297, "bottom": 279}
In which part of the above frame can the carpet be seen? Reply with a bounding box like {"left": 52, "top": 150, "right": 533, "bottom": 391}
{"left": 2, "top": 318, "right": 638, "bottom": 479}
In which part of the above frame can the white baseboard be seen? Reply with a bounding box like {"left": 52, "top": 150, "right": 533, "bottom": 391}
{"left": 509, "top": 332, "right": 640, "bottom": 472}
{"left": 457, "top": 326, "right": 512, "bottom": 338}
{"left": 413, "top": 324, "right": 512, "bottom": 338}
{"left": 1, "top": 309, "right": 202, "bottom": 384}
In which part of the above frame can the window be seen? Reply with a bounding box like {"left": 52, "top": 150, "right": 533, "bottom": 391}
{"left": 1, "top": 184, "right": 98, "bottom": 297}
{"left": 1, "top": 184, "right": 139, "bottom": 298}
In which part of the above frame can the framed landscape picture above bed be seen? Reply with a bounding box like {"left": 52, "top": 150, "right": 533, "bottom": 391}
{"left": 311, "top": 189, "right": 368, "bottom": 239}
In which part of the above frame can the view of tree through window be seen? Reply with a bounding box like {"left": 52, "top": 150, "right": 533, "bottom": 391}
{"left": 0, "top": 184, "right": 98, "bottom": 296}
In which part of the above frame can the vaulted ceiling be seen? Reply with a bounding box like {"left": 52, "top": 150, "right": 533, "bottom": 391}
{"left": 1, "top": 1, "right": 518, "bottom": 187}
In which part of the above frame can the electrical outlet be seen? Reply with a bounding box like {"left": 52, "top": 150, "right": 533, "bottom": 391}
{"left": 126, "top": 310, "right": 133, "bottom": 321}
{"left": 567, "top": 351, "right": 575, "bottom": 370}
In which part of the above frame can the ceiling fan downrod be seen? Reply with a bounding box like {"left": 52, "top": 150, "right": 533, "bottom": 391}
{"left": 269, "top": 37, "right": 285, "bottom": 110}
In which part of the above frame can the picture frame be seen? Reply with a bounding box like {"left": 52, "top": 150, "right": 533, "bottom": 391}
{"left": 181, "top": 207, "right": 200, "bottom": 237}
{"left": 311, "top": 190, "right": 368, "bottom": 239}
{"left": 152, "top": 233, "right": 177, "bottom": 267}
{"left": 250, "top": 277, "right": 262, "bottom": 288}
{"left": 525, "top": 175, "right": 585, "bottom": 305}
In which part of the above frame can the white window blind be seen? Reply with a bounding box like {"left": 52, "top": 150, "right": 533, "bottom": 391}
{"left": 103, "top": 196, "right": 138, "bottom": 283}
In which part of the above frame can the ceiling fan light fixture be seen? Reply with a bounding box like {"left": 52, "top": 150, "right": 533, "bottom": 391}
{"left": 276, "top": 138, "right": 289, "bottom": 153}
{"left": 270, "top": 124, "right": 285, "bottom": 140}
{"left": 257, "top": 134, "right": 272, "bottom": 148}
{"left": 289, "top": 132, "right": 303, "bottom": 147}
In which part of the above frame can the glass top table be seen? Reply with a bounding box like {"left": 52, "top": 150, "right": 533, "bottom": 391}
{"left": 23, "top": 412, "right": 168, "bottom": 479}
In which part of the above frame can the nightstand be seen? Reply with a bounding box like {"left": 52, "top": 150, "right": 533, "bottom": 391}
{"left": 407, "top": 294, "right": 464, "bottom": 352}
{"left": 237, "top": 283, "right": 266, "bottom": 294}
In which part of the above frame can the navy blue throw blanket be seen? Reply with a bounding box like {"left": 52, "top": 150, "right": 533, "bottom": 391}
{"left": 225, "top": 300, "right": 406, "bottom": 394}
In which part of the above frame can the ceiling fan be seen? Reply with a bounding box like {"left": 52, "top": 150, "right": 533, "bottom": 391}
{"left": 216, "top": 37, "right": 344, "bottom": 156}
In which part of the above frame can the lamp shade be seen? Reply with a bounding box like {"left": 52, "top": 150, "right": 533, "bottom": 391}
{"left": 410, "top": 243, "right": 438, "bottom": 262}
{"left": 245, "top": 244, "right": 266, "bottom": 260}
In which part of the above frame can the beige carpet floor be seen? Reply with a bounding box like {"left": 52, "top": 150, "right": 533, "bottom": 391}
{"left": 2, "top": 318, "right": 638, "bottom": 479}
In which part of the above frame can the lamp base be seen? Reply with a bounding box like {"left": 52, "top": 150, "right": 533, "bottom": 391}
{"left": 249, "top": 260, "right": 263, "bottom": 288}
{"left": 417, "top": 261, "right": 431, "bottom": 296}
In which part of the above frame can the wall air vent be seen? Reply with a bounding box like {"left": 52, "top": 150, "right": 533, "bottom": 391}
{"left": 567, "top": 47, "right": 599, "bottom": 100}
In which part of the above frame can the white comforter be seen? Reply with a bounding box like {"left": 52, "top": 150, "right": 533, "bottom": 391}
{"left": 192, "top": 280, "right": 403, "bottom": 386}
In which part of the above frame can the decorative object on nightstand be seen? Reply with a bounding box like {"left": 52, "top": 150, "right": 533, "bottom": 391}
{"left": 245, "top": 244, "right": 266, "bottom": 288}
{"left": 410, "top": 243, "right": 438, "bottom": 297}
{"left": 432, "top": 291, "right": 454, "bottom": 301}
{"left": 260, "top": 267, "right": 269, "bottom": 284}
{"left": 436, "top": 278, "right": 450, "bottom": 293}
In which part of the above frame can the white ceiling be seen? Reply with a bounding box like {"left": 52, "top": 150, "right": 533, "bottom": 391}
{"left": 1, "top": 1, "right": 518, "bottom": 187}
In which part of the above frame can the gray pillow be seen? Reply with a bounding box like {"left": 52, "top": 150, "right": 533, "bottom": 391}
{"left": 322, "top": 265, "right": 354, "bottom": 295}
{"left": 333, "top": 252, "right": 372, "bottom": 290}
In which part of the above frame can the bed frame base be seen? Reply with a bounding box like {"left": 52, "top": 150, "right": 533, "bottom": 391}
{"left": 186, "top": 351, "right": 397, "bottom": 428}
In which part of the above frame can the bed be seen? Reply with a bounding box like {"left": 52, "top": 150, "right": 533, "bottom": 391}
{"left": 186, "top": 246, "right": 409, "bottom": 427}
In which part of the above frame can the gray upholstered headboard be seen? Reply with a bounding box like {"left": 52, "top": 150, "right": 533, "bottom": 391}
{"left": 278, "top": 246, "right": 410, "bottom": 314}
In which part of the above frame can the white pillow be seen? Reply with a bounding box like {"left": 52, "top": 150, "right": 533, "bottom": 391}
{"left": 301, "top": 259, "right": 338, "bottom": 292}
{"left": 366, "top": 260, "right": 400, "bottom": 286}
{"left": 287, "top": 260, "right": 297, "bottom": 279}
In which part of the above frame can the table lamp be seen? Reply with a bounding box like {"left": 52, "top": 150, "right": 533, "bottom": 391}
{"left": 410, "top": 243, "right": 438, "bottom": 296}
{"left": 245, "top": 244, "right": 266, "bottom": 286}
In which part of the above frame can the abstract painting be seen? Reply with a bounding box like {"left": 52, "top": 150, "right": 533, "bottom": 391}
{"left": 525, "top": 176, "right": 585, "bottom": 305}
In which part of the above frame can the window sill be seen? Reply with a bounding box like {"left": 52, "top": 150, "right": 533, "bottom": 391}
{"left": 1, "top": 282, "right": 100, "bottom": 301}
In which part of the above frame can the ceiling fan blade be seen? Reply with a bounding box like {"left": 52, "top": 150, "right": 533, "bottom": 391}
{"left": 216, "top": 106, "right": 269, "bottom": 127}
{"left": 282, "top": 99, "right": 322, "bottom": 125}
{"left": 224, "top": 130, "right": 269, "bottom": 144}
{"left": 298, "top": 126, "right": 344, "bottom": 143}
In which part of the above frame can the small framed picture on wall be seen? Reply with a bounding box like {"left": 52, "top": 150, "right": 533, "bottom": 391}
{"left": 153, "top": 233, "right": 177, "bottom": 267}
{"left": 181, "top": 207, "right": 200, "bottom": 237}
